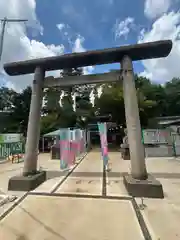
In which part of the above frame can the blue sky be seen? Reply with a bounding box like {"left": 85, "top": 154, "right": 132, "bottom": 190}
{"left": 33, "top": 0, "right": 146, "bottom": 74}
{"left": 0, "top": 0, "right": 180, "bottom": 90}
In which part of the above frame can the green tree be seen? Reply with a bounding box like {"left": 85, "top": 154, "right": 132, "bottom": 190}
{"left": 40, "top": 113, "right": 59, "bottom": 135}
{"left": 94, "top": 82, "right": 125, "bottom": 126}
{"left": 75, "top": 93, "right": 93, "bottom": 128}
{"left": 43, "top": 87, "right": 62, "bottom": 114}
{"left": 61, "top": 67, "right": 94, "bottom": 128}
{"left": 41, "top": 68, "right": 81, "bottom": 131}
{"left": 2, "top": 73, "right": 180, "bottom": 137}
{"left": 8, "top": 86, "right": 32, "bottom": 135}
{"left": 0, "top": 87, "right": 17, "bottom": 111}
{"left": 134, "top": 75, "right": 158, "bottom": 126}
{"left": 164, "top": 78, "right": 180, "bottom": 116}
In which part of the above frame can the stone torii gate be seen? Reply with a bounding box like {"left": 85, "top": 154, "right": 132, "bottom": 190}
{"left": 4, "top": 40, "right": 172, "bottom": 198}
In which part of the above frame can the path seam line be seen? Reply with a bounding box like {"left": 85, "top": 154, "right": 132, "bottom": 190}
{"left": 131, "top": 198, "right": 152, "bottom": 240}
{"left": 102, "top": 164, "right": 107, "bottom": 196}
{"left": 0, "top": 192, "right": 28, "bottom": 221}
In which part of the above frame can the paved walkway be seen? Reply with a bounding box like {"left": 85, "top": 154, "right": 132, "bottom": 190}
{"left": 1, "top": 151, "right": 180, "bottom": 239}
{"left": 55, "top": 152, "right": 103, "bottom": 195}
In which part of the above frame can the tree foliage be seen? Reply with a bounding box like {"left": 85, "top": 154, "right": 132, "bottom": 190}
{"left": 1, "top": 74, "right": 180, "bottom": 135}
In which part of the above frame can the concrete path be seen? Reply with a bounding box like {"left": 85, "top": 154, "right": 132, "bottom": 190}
{"left": 106, "top": 152, "right": 130, "bottom": 197}
{"left": 135, "top": 158, "right": 180, "bottom": 240}
{"left": 1, "top": 151, "right": 180, "bottom": 239}
{"left": 0, "top": 151, "right": 145, "bottom": 240}
{"left": 55, "top": 151, "right": 103, "bottom": 195}
{"left": 0, "top": 195, "right": 144, "bottom": 240}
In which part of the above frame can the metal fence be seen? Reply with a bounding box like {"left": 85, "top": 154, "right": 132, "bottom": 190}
{"left": 0, "top": 142, "right": 25, "bottom": 159}
{"left": 142, "top": 129, "right": 180, "bottom": 157}
{"left": 171, "top": 132, "right": 180, "bottom": 156}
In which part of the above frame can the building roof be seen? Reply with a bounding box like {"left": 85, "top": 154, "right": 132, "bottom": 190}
{"left": 87, "top": 122, "right": 118, "bottom": 131}
{"left": 43, "top": 127, "right": 80, "bottom": 137}
{"left": 155, "top": 116, "right": 180, "bottom": 121}
{"left": 153, "top": 116, "right": 180, "bottom": 126}
{"left": 158, "top": 119, "right": 180, "bottom": 125}
{"left": 43, "top": 129, "right": 62, "bottom": 137}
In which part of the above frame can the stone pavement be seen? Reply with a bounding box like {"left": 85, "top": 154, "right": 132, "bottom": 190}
{"left": 0, "top": 151, "right": 180, "bottom": 239}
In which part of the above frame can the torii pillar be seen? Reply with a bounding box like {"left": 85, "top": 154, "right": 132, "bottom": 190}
{"left": 23, "top": 67, "right": 45, "bottom": 175}
{"left": 121, "top": 56, "right": 147, "bottom": 180}
{"left": 4, "top": 40, "right": 172, "bottom": 197}
{"left": 120, "top": 56, "right": 164, "bottom": 198}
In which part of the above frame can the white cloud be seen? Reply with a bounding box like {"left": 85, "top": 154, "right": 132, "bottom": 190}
{"left": 144, "top": 0, "right": 172, "bottom": 19}
{"left": 56, "top": 23, "right": 65, "bottom": 31}
{"left": 56, "top": 23, "right": 73, "bottom": 47}
{"left": 138, "top": 11, "right": 180, "bottom": 83}
{"left": 57, "top": 27, "right": 95, "bottom": 75}
{"left": 114, "top": 17, "right": 134, "bottom": 40}
{"left": 0, "top": 0, "right": 65, "bottom": 91}
{"left": 72, "top": 35, "right": 94, "bottom": 75}
{"left": 72, "top": 36, "right": 86, "bottom": 53}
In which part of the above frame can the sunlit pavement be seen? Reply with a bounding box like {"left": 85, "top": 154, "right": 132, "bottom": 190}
{"left": 0, "top": 151, "right": 180, "bottom": 239}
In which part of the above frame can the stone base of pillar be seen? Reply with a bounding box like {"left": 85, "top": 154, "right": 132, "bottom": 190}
{"left": 8, "top": 171, "right": 46, "bottom": 191}
{"left": 123, "top": 174, "right": 164, "bottom": 198}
